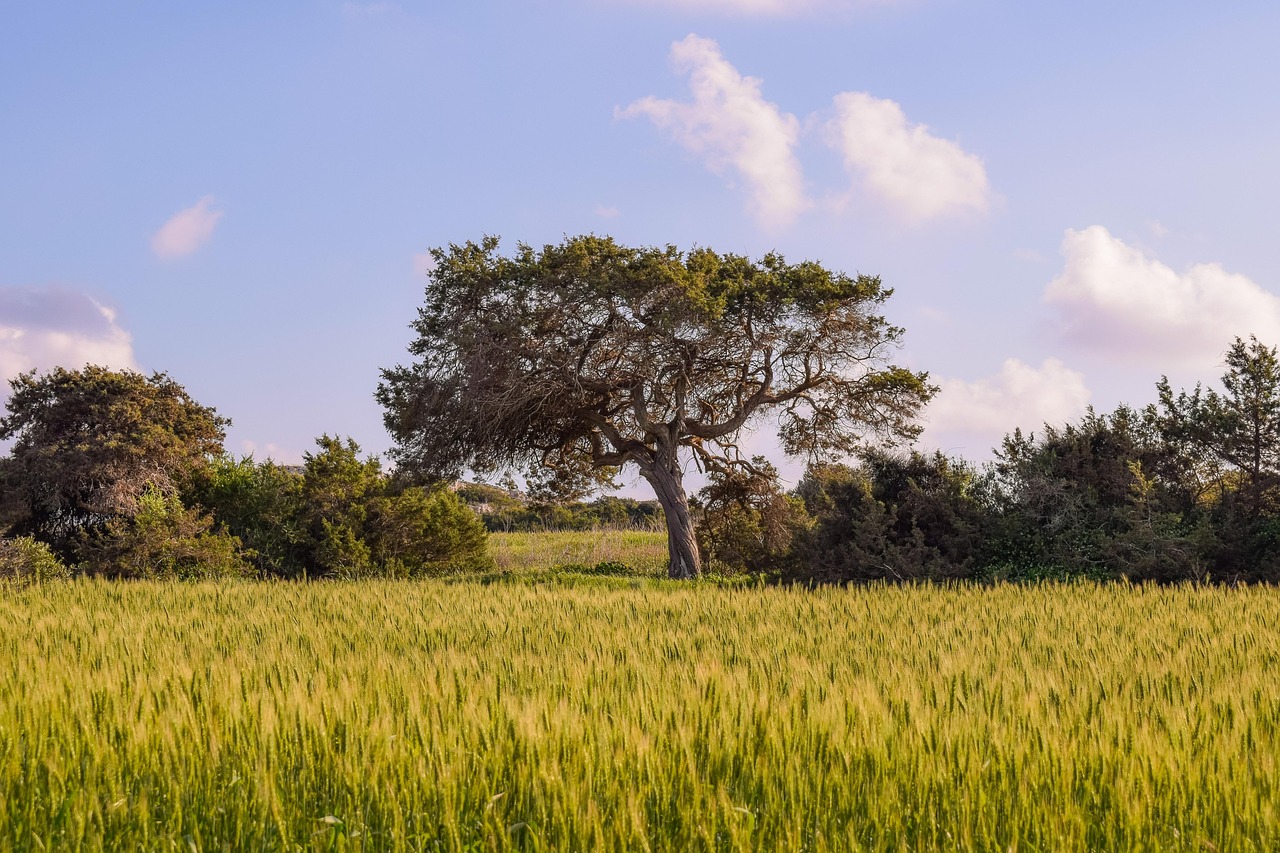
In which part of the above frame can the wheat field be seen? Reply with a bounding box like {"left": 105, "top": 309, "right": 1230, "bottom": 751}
{"left": 1, "top": 579, "right": 1278, "bottom": 850}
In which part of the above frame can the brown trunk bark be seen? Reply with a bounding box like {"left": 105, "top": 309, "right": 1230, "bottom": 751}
{"left": 640, "top": 449, "right": 702, "bottom": 579}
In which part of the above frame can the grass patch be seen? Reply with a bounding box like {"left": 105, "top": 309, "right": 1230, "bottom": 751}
{"left": 487, "top": 528, "right": 668, "bottom": 576}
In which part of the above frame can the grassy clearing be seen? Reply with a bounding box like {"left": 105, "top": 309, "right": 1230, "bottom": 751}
{"left": 487, "top": 529, "right": 668, "bottom": 576}
{"left": 2, "top": 580, "right": 1279, "bottom": 850}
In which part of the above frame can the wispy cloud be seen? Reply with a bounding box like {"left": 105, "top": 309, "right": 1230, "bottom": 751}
{"left": 923, "top": 358, "right": 1091, "bottom": 455}
{"left": 0, "top": 286, "right": 137, "bottom": 386}
{"left": 618, "top": 35, "right": 809, "bottom": 230}
{"left": 1044, "top": 226, "right": 1280, "bottom": 367}
{"left": 595, "top": 205, "right": 621, "bottom": 219}
{"left": 151, "top": 196, "right": 223, "bottom": 260}
{"left": 826, "top": 92, "right": 990, "bottom": 222}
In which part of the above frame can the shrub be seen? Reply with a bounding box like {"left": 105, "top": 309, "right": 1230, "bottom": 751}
{"left": 787, "top": 453, "right": 986, "bottom": 583}
{"left": 369, "top": 488, "right": 494, "bottom": 576}
{"left": 988, "top": 408, "right": 1204, "bottom": 581}
{"left": 186, "top": 455, "right": 309, "bottom": 578}
{"left": 0, "top": 536, "right": 71, "bottom": 582}
{"left": 77, "top": 487, "right": 252, "bottom": 579}
{"left": 694, "top": 459, "right": 809, "bottom": 575}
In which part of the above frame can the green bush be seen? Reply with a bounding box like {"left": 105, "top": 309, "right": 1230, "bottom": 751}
{"left": 186, "top": 455, "right": 309, "bottom": 578}
{"left": 369, "top": 488, "right": 494, "bottom": 576}
{"left": 787, "top": 453, "right": 987, "bottom": 583}
{"left": 694, "top": 459, "right": 810, "bottom": 575}
{"left": 0, "top": 536, "right": 71, "bottom": 582}
{"left": 77, "top": 487, "right": 252, "bottom": 579}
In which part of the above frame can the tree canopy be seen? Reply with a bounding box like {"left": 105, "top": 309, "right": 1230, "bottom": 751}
{"left": 378, "top": 235, "right": 935, "bottom": 577}
{"left": 0, "top": 366, "right": 229, "bottom": 549}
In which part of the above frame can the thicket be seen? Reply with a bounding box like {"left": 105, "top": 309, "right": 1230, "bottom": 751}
{"left": 187, "top": 437, "right": 493, "bottom": 578}
{"left": 0, "top": 369, "right": 492, "bottom": 579}
{"left": 696, "top": 336, "right": 1280, "bottom": 583}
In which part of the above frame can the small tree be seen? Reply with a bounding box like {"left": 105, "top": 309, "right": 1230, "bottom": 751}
{"left": 0, "top": 366, "right": 228, "bottom": 558}
{"left": 378, "top": 236, "right": 933, "bottom": 578}
{"left": 292, "top": 436, "right": 493, "bottom": 578}
{"left": 1156, "top": 336, "right": 1280, "bottom": 579}
{"left": 300, "top": 436, "right": 383, "bottom": 576}
{"left": 1157, "top": 336, "right": 1280, "bottom": 519}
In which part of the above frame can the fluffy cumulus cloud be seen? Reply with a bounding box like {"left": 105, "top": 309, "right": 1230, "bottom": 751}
{"left": 623, "top": 36, "right": 992, "bottom": 229}
{"left": 922, "top": 358, "right": 1091, "bottom": 454}
{"left": 1044, "top": 226, "right": 1280, "bottom": 367}
{"left": 0, "top": 286, "right": 137, "bottom": 387}
{"left": 826, "top": 92, "right": 991, "bottom": 222}
{"left": 619, "top": 35, "right": 808, "bottom": 230}
{"left": 151, "top": 196, "right": 223, "bottom": 260}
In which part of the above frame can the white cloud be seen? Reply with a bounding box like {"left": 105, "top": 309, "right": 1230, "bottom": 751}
{"left": 923, "top": 358, "right": 1091, "bottom": 454}
{"left": 0, "top": 286, "right": 137, "bottom": 388}
{"left": 151, "top": 196, "right": 223, "bottom": 260}
{"left": 1044, "top": 226, "right": 1280, "bottom": 367}
{"left": 595, "top": 205, "right": 621, "bottom": 219}
{"left": 826, "top": 92, "right": 990, "bottom": 222}
{"left": 618, "top": 35, "right": 808, "bottom": 230}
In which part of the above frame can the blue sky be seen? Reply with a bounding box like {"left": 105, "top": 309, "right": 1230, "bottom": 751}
{"left": 3, "top": 1, "right": 1279, "bottom": 482}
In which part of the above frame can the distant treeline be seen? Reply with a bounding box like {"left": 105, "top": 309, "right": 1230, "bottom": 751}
{"left": 455, "top": 482, "right": 663, "bottom": 532}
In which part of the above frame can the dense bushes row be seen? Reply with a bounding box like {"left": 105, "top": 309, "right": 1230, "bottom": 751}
{"left": 1, "top": 436, "right": 492, "bottom": 580}
{"left": 184, "top": 437, "right": 493, "bottom": 579}
{"left": 697, "top": 337, "right": 1280, "bottom": 584}
{"left": 0, "top": 366, "right": 492, "bottom": 580}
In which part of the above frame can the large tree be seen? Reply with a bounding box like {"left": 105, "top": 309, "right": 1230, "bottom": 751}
{"left": 378, "top": 235, "right": 934, "bottom": 578}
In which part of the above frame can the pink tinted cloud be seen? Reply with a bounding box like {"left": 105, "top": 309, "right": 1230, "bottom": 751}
{"left": 151, "top": 196, "right": 224, "bottom": 260}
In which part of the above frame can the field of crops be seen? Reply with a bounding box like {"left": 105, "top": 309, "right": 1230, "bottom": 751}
{"left": 2, "top": 578, "right": 1278, "bottom": 851}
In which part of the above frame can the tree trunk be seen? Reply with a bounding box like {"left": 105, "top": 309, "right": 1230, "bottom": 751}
{"left": 640, "top": 450, "right": 702, "bottom": 579}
